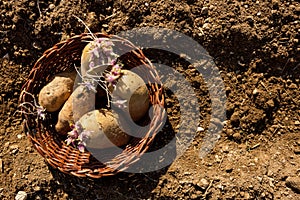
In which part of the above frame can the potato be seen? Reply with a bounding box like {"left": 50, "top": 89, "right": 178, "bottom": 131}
{"left": 55, "top": 85, "right": 95, "bottom": 134}
{"left": 111, "top": 70, "right": 150, "bottom": 122}
{"left": 81, "top": 41, "right": 108, "bottom": 78}
{"left": 38, "top": 71, "right": 77, "bottom": 112}
{"left": 78, "top": 109, "right": 131, "bottom": 149}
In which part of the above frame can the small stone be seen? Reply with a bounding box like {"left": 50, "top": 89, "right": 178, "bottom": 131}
{"left": 11, "top": 149, "right": 19, "bottom": 154}
{"left": 17, "top": 134, "right": 23, "bottom": 139}
{"left": 230, "top": 112, "right": 240, "bottom": 127}
{"left": 226, "top": 129, "right": 234, "bottom": 136}
{"left": 222, "top": 146, "right": 230, "bottom": 153}
{"left": 266, "top": 99, "right": 275, "bottom": 108}
{"left": 197, "top": 126, "right": 204, "bottom": 132}
{"left": 61, "top": 193, "right": 69, "bottom": 200}
{"left": 252, "top": 88, "right": 259, "bottom": 95}
{"left": 202, "top": 23, "right": 211, "bottom": 30}
{"left": 9, "top": 144, "right": 18, "bottom": 150}
{"left": 197, "top": 178, "right": 209, "bottom": 190}
{"left": 15, "top": 191, "right": 27, "bottom": 200}
{"left": 295, "top": 121, "right": 300, "bottom": 125}
{"left": 9, "top": 144, "right": 19, "bottom": 154}
{"left": 244, "top": 192, "right": 250, "bottom": 199}
{"left": 183, "top": 171, "right": 191, "bottom": 175}
{"left": 34, "top": 186, "right": 41, "bottom": 191}
{"left": 232, "top": 132, "right": 241, "bottom": 140}
{"left": 49, "top": 4, "right": 55, "bottom": 10}
{"left": 286, "top": 177, "right": 300, "bottom": 193}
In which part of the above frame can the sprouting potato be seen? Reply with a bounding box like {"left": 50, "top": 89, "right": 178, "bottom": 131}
{"left": 38, "top": 71, "right": 77, "bottom": 112}
{"left": 111, "top": 69, "right": 150, "bottom": 122}
{"left": 78, "top": 109, "right": 131, "bottom": 149}
{"left": 55, "top": 85, "right": 95, "bottom": 135}
{"left": 81, "top": 40, "right": 110, "bottom": 78}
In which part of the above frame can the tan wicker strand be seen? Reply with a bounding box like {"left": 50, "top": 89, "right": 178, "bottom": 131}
{"left": 19, "top": 33, "right": 166, "bottom": 178}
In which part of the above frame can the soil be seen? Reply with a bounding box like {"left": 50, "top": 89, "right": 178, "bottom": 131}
{"left": 1, "top": 0, "right": 300, "bottom": 199}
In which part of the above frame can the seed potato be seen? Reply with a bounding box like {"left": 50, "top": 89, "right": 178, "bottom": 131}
{"left": 55, "top": 85, "right": 95, "bottom": 134}
{"left": 81, "top": 41, "right": 108, "bottom": 78}
{"left": 112, "top": 69, "right": 150, "bottom": 122}
{"left": 38, "top": 71, "right": 77, "bottom": 112}
{"left": 79, "top": 109, "right": 131, "bottom": 149}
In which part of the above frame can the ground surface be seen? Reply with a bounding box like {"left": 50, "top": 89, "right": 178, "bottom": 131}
{"left": 0, "top": 0, "right": 300, "bottom": 199}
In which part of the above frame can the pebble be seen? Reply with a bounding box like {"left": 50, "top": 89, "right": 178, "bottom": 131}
{"left": 49, "top": 4, "right": 55, "bottom": 10}
{"left": 266, "top": 99, "right": 275, "bottom": 108}
{"left": 252, "top": 88, "right": 260, "bottom": 95}
{"left": 34, "top": 186, "right": 41, "bottom": 191}
{"left": 226, "top": 129, "right": 234, "bottom": 136}
{"left": 9, "top": 144, "right": 19, "bottom": 154}
{"left": 15, "top": 191, "right": 27, "bottom": 200}
{"left": 202, "top": 23, "right": 211, "bottom": 30}
{"left": 17, "top": 134, "right": 23, "bottom": 139}
{"left": 197, "top": 178, "right": 209, "bottom": 190}
{"left": 230, "top": 112, "right": 240, "bottom": 127}
{"left": 286, "top": 177, "right": 300, "bottom": 193}
{"left": 232, "top": 132, "right": 241, "bottom": 140}
{"left": 197, "top": 126, "right": 204, "bottom": 132}
{"left": 9, "top": 144, "right": 19, "bottom": 150}
{"left": 11, "top": 149, "right": 19, "bottom": 154}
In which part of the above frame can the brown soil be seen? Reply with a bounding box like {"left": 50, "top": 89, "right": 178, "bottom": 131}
{"left": 1, "top": 0, "right": 300, "bottom": 199}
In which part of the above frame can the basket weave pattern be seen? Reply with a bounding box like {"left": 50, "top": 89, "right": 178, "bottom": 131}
{"left": 20, "top": 33, "right": 165, "bottom": 178}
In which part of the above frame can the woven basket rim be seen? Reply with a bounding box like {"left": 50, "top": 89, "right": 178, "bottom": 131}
{"left": 19, "top": 32, "right": 166, "bottom": 178}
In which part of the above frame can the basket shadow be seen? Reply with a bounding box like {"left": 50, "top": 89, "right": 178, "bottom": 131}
{"left": 39, "top": 118, "right": 176, "bottom": 200}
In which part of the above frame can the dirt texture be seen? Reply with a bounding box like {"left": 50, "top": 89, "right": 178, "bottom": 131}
{"left": 1, "top": 0, "right": 300, "bottom": 199}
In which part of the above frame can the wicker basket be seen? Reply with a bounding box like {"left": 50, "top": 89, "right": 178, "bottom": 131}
{"left": 19, "top": 33, "right": 165, "bottom": 178}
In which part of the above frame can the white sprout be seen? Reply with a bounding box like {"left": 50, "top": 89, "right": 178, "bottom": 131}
{"left": 17, "top": 90, "right": 46, "bottom": 121}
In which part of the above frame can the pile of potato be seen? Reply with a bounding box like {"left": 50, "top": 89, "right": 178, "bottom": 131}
{"left": 38, "top": 40, "right": 150, "bottom": 150}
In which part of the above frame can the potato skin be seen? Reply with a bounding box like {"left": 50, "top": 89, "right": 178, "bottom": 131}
{"left": 55, "top": 85, "right": 95, "bottom": 135}
{"left": 81, "top": 41, "right": 107, "bottom": 78}
{"left": 79, "top": 109, "right": 130, "bottom": 149}
{"left": 112, "top": 70, "right": 150, "bottom": 122}
{"left": 38, "top": 71, "right": 77, "bottom": 112}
